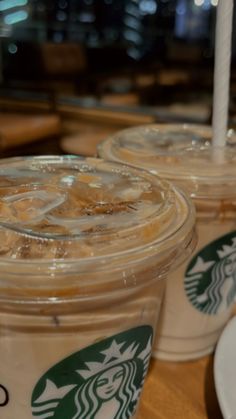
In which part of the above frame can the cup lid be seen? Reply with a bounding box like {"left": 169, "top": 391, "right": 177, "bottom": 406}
{"left": 0, "top": 156, "right": 194, "bottom": 265}
{"left": 98, "top": 124, "right": 236, "bottom": 198}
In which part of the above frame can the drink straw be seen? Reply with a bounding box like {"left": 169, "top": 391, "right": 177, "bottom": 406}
{"left": 212, "top": 0, "right": 234, "bottom": 149}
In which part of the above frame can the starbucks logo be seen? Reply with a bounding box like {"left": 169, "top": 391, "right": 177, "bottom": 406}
{"left": 185, "top": 231, "right": 236, "bottom": 315}
{"left": 31, "top": 326, "right": 152, "bottom": 419}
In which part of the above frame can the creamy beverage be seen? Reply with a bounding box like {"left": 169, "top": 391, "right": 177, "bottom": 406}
{"left": 98, "top": 124, "right": 236, "bottom": 360}
{"left": 0, "top": 156, "right": 195, "bottom": 418}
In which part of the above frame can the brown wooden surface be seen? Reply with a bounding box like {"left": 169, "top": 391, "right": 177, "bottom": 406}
{"left": 0, "top": 112, "right": 61, "bottom": 150}
{"left": 60, "top": 124, "right": 122, "bottom": 156}
{"left": 139, "top": 312, "right": 236, "bottom": 418}
{"left": 138, "top": 355, "right": 223, "bottom": 419}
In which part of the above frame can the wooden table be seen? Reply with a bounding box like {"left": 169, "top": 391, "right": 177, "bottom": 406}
{"left": 139, "top": 302, "right": 236, "bottom": 418}
{"left": 0, "top": 112, "right": 61, "bottom": 151}
{"left": 139, "top": 354, "right": 223, "bottom": 419}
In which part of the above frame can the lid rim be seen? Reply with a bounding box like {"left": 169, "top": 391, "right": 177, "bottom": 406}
{"left": 0, "top": 156, "right": 195, "bottom": 269}
{"left": 98, "top": 124, "right": 236, "bottom": 199}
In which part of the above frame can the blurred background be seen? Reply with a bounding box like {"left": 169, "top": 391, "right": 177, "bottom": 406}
{"left": 0, "top": 0, "right": 236, "bottom": 157}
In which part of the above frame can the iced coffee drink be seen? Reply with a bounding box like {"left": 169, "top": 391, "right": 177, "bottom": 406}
{"left": 0, "top": 156, "right": 195, "bottom": 418}
{"left": 98, "top": 124, "right": 236, "bottom": 360}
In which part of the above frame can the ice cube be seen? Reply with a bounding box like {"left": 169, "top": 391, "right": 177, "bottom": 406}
{"left": 1, "top": 190, "right": 66, "bottom": 224}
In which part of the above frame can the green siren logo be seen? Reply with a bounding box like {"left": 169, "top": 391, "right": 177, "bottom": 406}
{"left": 185, "top": 231, "right": 236, "bottom": 315}
{"left": 31, "top": 326, "right": 152, "bottom": 419}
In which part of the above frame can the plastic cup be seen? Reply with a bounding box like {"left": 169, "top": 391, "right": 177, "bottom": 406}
{"left": 98, "top": 124, "right": 236, "bottom": 361}
{"left": 0, "top": 156, "right": 195, "bottom": 418}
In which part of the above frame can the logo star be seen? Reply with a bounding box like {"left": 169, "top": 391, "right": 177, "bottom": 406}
{"left": 100, "top": 340, "right": 124, "bottom": 363}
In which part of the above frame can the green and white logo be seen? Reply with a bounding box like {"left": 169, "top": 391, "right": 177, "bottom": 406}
{"left": 31, "top": 326, "right": 152, "bottom": 419}
{"left": 185, "top": 231, "right": 236, "bottom": 315}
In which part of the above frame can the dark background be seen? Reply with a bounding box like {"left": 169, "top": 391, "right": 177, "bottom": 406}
{"left": 1, "top": 1, "right": 235, "bottom": 81}
{"left": 1, "top": 0, "right": 236, "bottom": 116}
{"left": 0, "top": 2, "right": 236, "bottom": 168}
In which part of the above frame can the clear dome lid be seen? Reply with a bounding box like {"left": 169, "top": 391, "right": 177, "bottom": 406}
{"left": 0, "top": 156, "right": 193, "bottom": 262}
{"left": 98, "top": 124, "right": 236, "bottom": 198}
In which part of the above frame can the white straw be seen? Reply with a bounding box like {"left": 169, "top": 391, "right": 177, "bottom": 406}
{"left": 212, "top": 0, "right": 234, "bottom": 148}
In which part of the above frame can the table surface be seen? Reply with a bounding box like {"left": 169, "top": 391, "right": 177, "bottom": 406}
{"left": 139, "top": 308, "right": 236, "bottom": 419}
{"left": 0, "top": 112, "right": 61, "bottom": 150}
{"left": 138, "top": 354, "right": 223, "bottom": 419}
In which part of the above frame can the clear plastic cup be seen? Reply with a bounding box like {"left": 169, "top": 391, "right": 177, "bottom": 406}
{"left": 98, "top": 124, "right": 236, "bottom": 361}
{"left": 0, "top": 156, "right": 195, "bottom": 418}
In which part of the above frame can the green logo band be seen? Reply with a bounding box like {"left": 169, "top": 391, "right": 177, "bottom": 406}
{"left": 185, "top": 231, "right": 236, "bottom": 315}
{"left": 32, "top": 326, "right": 153, "bottom": 419}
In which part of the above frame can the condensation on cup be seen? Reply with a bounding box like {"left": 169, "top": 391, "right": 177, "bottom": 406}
{"left": 0, "top": 156, "right": 195, "bottom": 418}
{"left": 98, "top": 124, "right": 236, "bottom": 361}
